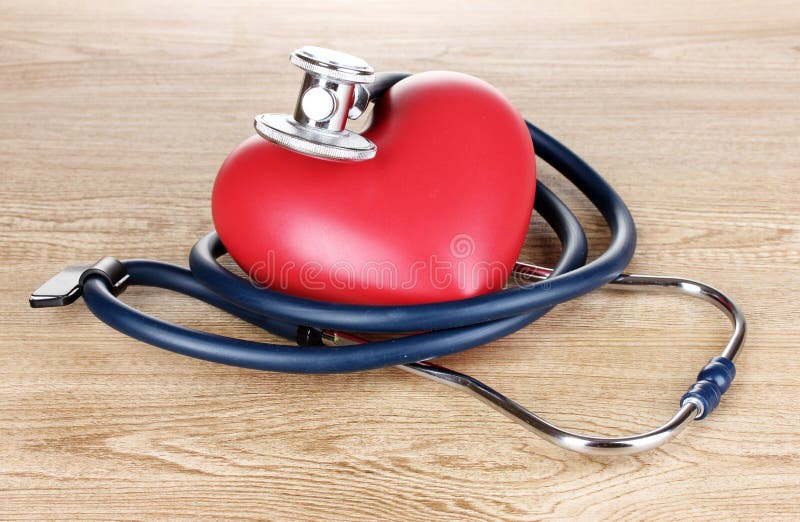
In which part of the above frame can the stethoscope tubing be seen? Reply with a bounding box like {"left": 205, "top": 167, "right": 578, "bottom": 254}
{"left": 83, "top": 75, "right": 638, "bottom": 373}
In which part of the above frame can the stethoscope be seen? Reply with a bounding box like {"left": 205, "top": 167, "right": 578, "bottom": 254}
{"left": 30, "top": 46, "right": 746, "bottom": 456}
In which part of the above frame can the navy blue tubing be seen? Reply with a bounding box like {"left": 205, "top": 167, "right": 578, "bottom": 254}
{"left": 81, "top": 117, "right": 636, "bottom": 373}
{"left": 82, "top": 175, "right": 588, "bottom": 373}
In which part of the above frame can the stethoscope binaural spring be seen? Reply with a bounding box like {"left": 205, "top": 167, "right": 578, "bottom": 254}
{"left": 30, "top": 46, "right": 745, "bottom": 456}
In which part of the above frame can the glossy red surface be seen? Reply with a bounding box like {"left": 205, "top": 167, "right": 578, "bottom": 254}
{"left": 212, "top": 71, "right": 536, "bottom": 305}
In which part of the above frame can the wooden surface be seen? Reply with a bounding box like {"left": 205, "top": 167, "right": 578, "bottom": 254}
{"left": 2, "top": 0, "right": 799, "bottom": 519}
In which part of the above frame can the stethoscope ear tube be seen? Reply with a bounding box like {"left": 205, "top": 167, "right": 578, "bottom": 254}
{"left": 309, "top": 264, "right": 744, "bottom": 455}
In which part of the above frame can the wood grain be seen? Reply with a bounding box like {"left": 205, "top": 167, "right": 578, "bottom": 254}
{"left": 1, "top": 0, "right": 799, "bottom": 519}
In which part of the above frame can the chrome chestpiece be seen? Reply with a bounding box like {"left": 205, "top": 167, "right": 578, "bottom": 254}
{"left": 254, "top": 46, "right": 377, "bottom": 161}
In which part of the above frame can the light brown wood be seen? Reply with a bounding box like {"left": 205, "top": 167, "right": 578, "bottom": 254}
{"left": 2, "top": 0, "right": 799, "bottom": 519}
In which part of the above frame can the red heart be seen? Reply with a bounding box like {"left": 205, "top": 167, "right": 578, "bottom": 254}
{"left": 212, "top": 71, "right": 536, "bottom": 305}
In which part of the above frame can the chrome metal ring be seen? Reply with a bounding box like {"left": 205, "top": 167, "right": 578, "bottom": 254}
{"left": 254, "top": 114, "right": 377, "bottom": 161}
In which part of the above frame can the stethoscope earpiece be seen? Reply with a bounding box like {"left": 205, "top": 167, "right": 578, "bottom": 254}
{"left": 254, "top": 46, "right": 377, "bottom": 161}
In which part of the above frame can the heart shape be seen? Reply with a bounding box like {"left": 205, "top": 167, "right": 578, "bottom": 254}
{"left": 212, "top": 71, "right": 536, "bottom": 305}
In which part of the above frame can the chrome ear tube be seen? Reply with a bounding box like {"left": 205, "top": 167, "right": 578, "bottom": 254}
{"left": 319, "top": 263, "right": 746, "bottom": 456}
{"left": 254, "top": 46, "right": 377, "bottom": 161}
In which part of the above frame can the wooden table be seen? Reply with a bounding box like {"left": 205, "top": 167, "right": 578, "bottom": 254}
{"left": 2, "top": 1, "right": 798, "bottom": 519}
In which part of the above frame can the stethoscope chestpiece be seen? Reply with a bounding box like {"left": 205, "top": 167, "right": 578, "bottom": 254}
{"left": 254, "top": 46, "right": 377, "bottom": 161}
